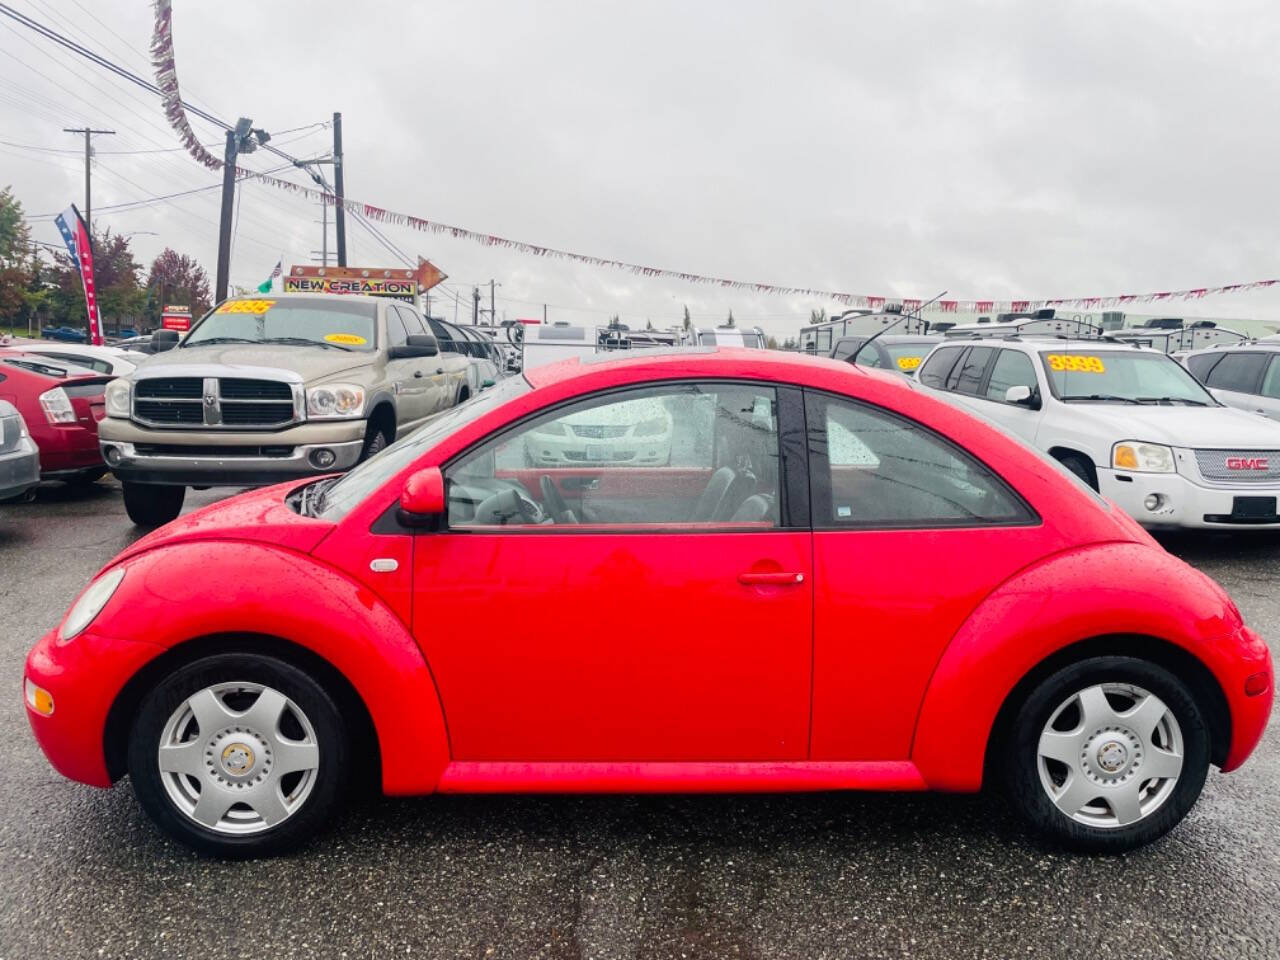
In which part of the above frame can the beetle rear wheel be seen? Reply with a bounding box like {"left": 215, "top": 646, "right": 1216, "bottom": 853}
{"left": 1003, "top": 656, "right": 1210, "bottom": 853}
{"left": 128, "top": 653, "right": 347, "bottom": 858}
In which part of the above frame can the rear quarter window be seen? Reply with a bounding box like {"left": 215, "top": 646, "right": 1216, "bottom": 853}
{"left": 918, "top": 346, "right": 967, "bottom": 389}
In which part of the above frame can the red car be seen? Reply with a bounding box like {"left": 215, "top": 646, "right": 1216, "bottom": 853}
{"left": 0, "top": 350, "right": 111, "bottom": 484}
{"left": 24, "top": 349, "right": 1272, "bottom": 858}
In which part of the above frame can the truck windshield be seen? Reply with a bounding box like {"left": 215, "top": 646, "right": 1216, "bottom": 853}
{"left": 183, "top": 299, "right": 378, "bottom": 352}
{"left": 315, "top": 375, "right": 533, "bottom": 521}
{"left": 1039, "top": 350, "right": 1216, "bottom": 405}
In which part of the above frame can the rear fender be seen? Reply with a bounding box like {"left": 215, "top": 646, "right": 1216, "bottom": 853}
{"left": 911, "top": 542, "right": 1242, "bottom": 791}
{"left": 96, "top": 541, "right": 448, "bottom": 795}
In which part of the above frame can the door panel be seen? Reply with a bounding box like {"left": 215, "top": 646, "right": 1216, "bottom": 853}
{"left": 412, "top": 531, "right": 813, "bottom": 760}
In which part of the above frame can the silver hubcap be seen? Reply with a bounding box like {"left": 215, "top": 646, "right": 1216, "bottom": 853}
{"left": 157, "top": 682, "right": 320, "bottom": 835}
{"left": 1037, "top": 682, "right": 1183, "bottom": 829}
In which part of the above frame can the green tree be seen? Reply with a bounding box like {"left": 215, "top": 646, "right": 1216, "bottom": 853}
{"left": 682, "top": 304, "right": 691, "bottom": 332}
{"left": 0, "top": 186, "right": 33, "bottom": 326}
{"left": 765, "top": 336, "right": 779, "bottom": 349}
{"left": 725, "top": 309, "right": 735, "bottom": 328}
{"left": 809, "top": 307, "right": 827, "bottom": 325}
{"left": 47, "top": 228, "right": 144, "bottom": 333}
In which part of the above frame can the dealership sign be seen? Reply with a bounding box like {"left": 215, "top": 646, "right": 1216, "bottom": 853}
{"left": 283, "top": 262, "right": 448, "bottom": 303}
{"left": 161, "top": 304, "right": 192, "bottom": 331}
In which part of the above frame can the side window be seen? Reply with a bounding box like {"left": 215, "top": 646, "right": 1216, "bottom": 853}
{"left": 446, "top": 383, "right": 781, "bottom": 529}
{"left": 832, "top": 338, "right": 864, "bottom": 361}
{"left": 1185, "top": 353, "right": 1222, "bottom": 383}
{"left": 1205, "top": 352, "right": 1267, "bottom": 394}
{"left": 954, "top": 346, "right": 994, "bottom": 395}
{"left": 384, "top": 307, "right": 409, "bottom": 348}
{"left": 1261, "top": 356, "right": 1280, "bottom": 400}
{"left": 396, "top": 305, "right": 426, "bottom": 337}
{"left": 985, "top": 349, "right": 1038, "bottom": 402}
{"left": 918, "top": 346, "right": 967, "bottom": 390}
{"left": 427, "top": 319, "right": 460, "bottom": 354}
{"left": 808, "top": 393, "right": 1034, "bottom": 528}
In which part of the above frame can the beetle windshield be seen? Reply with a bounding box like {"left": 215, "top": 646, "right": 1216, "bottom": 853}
{"left": 1039, "top": 350, "right": 1216, "bottom": 405}
{"left": 315, "top": 375, "right": 533, "bottom": 520}
{"left": 184, "top": 298, "right": 378, "bottom": 352}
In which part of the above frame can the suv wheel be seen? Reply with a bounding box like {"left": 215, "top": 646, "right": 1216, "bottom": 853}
{"left": 1055, "top": 452, "right": 1098, "bottom": 491}
{"left": 127, "top": 653, "right": 347, "bottom": 858}
{"left": 123, "top": 481, "right": 185, "bottom": 527}
{"left": 1002, "top": 656, "right": 1210, "bottom": 853}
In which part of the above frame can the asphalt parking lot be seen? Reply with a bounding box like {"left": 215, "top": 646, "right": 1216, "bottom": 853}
{"left": 1, "top": 480, "right": 1277, "bottom": 960}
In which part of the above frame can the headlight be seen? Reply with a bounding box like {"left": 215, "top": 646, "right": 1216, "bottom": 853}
{"left": 1113, "top": 441, "right": 1175, "bottom": 473}
{"left": 58, "top": 566, "right": 126, "bottom": 642}
{"left": 38, "top": 387, "right": 76, "bottom": 425}
{"left": 633, "top": 416, "right": 668, "bottom": 437}
{"left": 532, "top": 421, "right": 566, "bottom": 436}
{"left": 306, "top": 383, "right": 365, "bottom": 419}
{"left": 105, "top": 378, "right": 132, "bottom": 418}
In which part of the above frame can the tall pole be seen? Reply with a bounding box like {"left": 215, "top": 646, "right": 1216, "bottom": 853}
{"left": 63, "top": 127, "right": 114, "bottom": 250}
{"left": 333, "top": 112, "right": 347, "bottom": 267}
{"left": 489, "top": 279, "right": 496, "bottom": 326}
{"left": 215, "top": 129, "right": 238, "bottom": 302}
{"left": 321, "top": 197, "right": 328, "bottom": 266}
{"left": 543, "top": 303, "right": 547, "bottom": 325}
{"left": 472, "top": 286, "right": 480, "bottom": 325}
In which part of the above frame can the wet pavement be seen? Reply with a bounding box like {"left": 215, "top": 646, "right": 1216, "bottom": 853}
{"left": 1, "top": 479, "right": 1276, "bottom": 959}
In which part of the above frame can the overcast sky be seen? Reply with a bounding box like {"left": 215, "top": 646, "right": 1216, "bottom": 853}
{"left": 4, "top": 0, "right": 1280, "bottom": 338}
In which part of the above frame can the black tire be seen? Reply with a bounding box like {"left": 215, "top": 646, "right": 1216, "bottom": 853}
{"left": 360, "top": 422, "right": 392, "bottom": 462}
{"left": 127, "top": 652, "right": 348, "bottom": 859}
{"left": 122, "top": 481, "right": 185, "bottom": 527}
{"left": 1055, "top": 452, "right": 1099, "bottom": 491}
{"left": 1001, "top": 656, "right": 1210, "bottom": 854}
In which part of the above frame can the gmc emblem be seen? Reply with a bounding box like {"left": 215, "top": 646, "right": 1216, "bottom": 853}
{"left": 1226, "top": 457, "right": 1270, "bottom": 470}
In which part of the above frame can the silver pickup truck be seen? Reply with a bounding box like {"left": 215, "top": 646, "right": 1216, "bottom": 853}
{"left": 99, "top": 293, "right": 471, "bottom": 526}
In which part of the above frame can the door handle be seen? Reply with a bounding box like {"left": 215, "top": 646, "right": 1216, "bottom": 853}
{"left": 738, "top": 571, "right": 805, "bottom": 586}
{"left": 413, "top": 370, "right": 424, "bottom": 378}
{"left": 436, "top": 368, "right": 445, "bottom": 375}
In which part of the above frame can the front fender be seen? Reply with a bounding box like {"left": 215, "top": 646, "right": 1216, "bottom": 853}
{"left": 94, "top": 540, "right": 449, "bottom": 795}
{"left": 911, "top": 542, "right": 1248, "bottom": 791}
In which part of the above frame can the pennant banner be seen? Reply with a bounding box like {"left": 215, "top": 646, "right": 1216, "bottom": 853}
{"left": 53, "top": 205, "right": 102, "bottom": 346}
{"left": 150, "top": 0, "right": 1280, "bottom": 313}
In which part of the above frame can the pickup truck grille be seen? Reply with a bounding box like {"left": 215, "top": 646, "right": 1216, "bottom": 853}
{"left": 1195, "top": 449, "right": 1280, "bottom": 483}
{"left": 133, "top": 377, "right": 299, "bottom": 429}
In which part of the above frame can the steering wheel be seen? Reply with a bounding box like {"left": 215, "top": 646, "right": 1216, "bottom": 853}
{"left": 513, "top": 488, "right": 545, "bottom": 524}
{"left": 539, "top": 475, "right": 575, "bottom": 523}
{"left": 473, "top": 487, "right": 546, "bottom": 525}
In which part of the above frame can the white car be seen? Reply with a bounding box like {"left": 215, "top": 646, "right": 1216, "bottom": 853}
{"left": 1182, "top": 341, "right": 1280, "bottom": 422}
{"left": 523, "top": 394, "right": 674, "bottom": 467}
{"left": 22, "top": 344, "right": 137, "bottom": 377}
{"left": 916, "top": 337, "right": 1280, "bottom": 529}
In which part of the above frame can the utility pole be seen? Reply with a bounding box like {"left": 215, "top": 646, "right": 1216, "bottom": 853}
{"left": 472, "top": 286, "right": 480, "bottom": 325}
{"left": 215, "top": 129, "right": 239, "bottom": 302}
{"left": 543, "top": 303, "right": 547, "bottom": 325}
{"left": 333, "top": 112, "right": 347, "bottom": 267}
{"left": 63, "top": 127, "right": 114, "bottom": 250}
{"left": 489, "top": 279, "right": 496, "bottom": 326}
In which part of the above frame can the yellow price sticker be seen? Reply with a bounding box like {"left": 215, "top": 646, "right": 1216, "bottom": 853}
{"left": 215, "top": 299, "right": 275, "bottom": 315}
{"left": 324, "top": 333, "right": 367, "bottom": 345}
{"left": 896, "top": 356, "right": 923, "bottom": 370}
{"left": 1046, "top": 354, "right": 1105, "bottom": 373}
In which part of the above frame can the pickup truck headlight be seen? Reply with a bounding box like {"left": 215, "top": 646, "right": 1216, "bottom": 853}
{"left": 1112, "top": 441, "right": 1175, "bottom": 473}
{"left": 58, "top": 566, "right": 126, "bottom": 642}
{"left": 306, "top": 383, "right": 365, "bottom": 419}
{"left": 38, "top": 387, "right": 76, "bottom": 425}
{"left": 105, "top": 379, "right": 131, "bottom": 418}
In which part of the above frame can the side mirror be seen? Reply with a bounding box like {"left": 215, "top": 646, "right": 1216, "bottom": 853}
{"left": 389, "top": 334, "right": 438, "bottom": 359}
{"left": 398, "top": 466, "right": 445, "bottom": 527}
{"left": 151, "top": 329, "right": 180, "bottom": 352}
{"left": 1005, "top": 384, "right": 1039, "bottom": 408}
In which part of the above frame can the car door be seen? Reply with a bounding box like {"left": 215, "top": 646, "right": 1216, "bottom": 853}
{"left": 425, "top": 319, "right": 472, "bottom": 408}
{"left": 383, "top": 304, "right": 434, "bottom": 431}
{"left": 411, "top": 380, "right": 814, "bottom": 762}
{"left": 1201, "top": 351, "right": 1268, "bottom": 414}
{"left": 803, "top": 391, "right": 1050, "bottom": 761}
{"left": 975, "top": 348, "right": 1045, "bottom": 443}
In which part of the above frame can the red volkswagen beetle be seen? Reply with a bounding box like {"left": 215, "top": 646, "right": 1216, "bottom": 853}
{"left": 24, "top": 349, "right": 1273, "bottom": 857}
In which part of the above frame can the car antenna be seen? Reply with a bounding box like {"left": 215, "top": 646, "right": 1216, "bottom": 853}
{"left": 848, "top": 290, "right": 947, "bottom": 367}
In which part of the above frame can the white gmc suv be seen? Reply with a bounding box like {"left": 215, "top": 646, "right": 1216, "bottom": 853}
{"left": 916, "top": 337, "right": 1280, "bottom": 529}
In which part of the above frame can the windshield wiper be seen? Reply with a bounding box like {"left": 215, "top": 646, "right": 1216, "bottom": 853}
{"left": 182, "top": 336, "right": 258, "bottom": 347}
{"left": 1062, "top": 393, "right": 1143, "bottom": 404}
{"left": 1136, "top": 396, "right": 1211, "bottom": 406}
{"left": 260, "top": 336, "right": 353, "bottom": 351}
